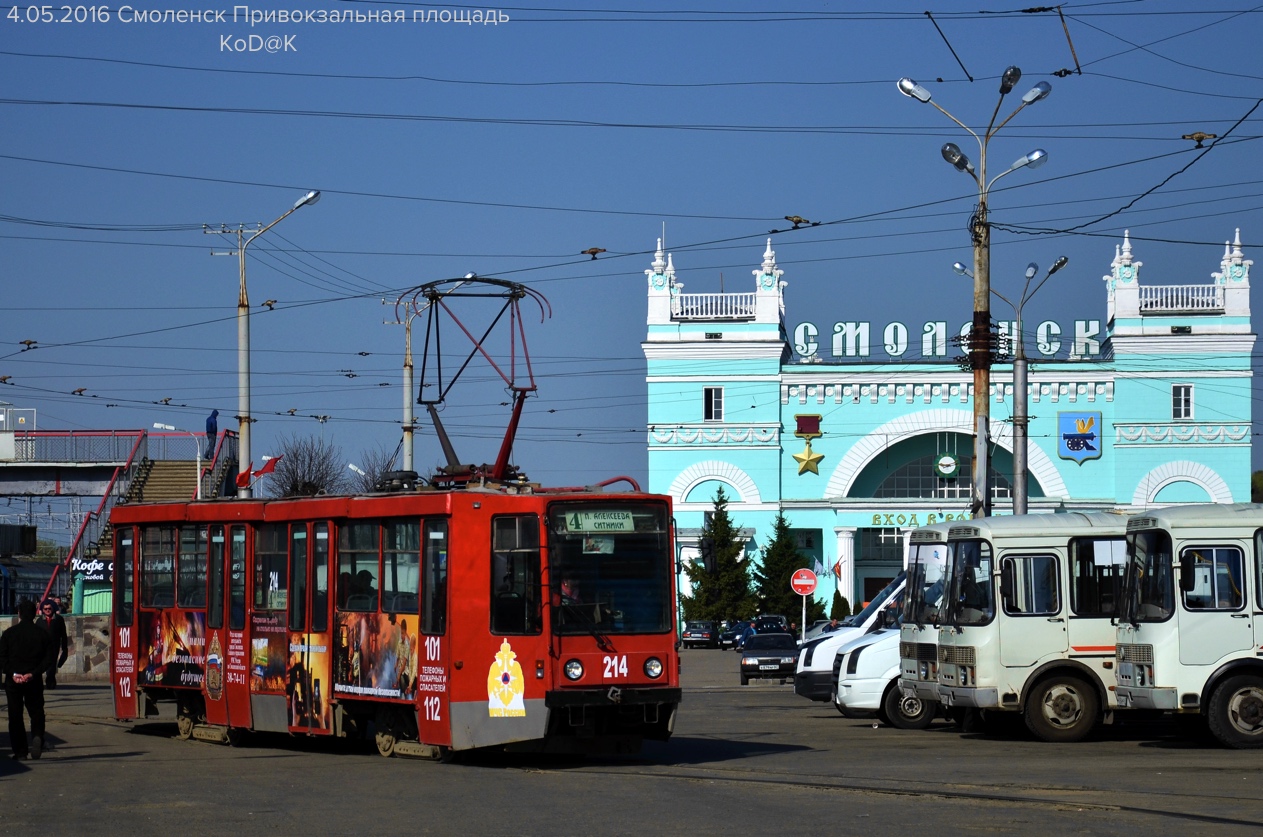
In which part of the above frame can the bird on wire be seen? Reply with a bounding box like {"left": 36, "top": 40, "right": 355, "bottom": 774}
{"left": 581, "top": 248, "right": 607, "bottom": 260}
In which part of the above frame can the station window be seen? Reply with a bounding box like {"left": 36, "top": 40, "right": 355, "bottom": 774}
{"left": 1172, "top": 384, "right": 1193, "bottom": 421}
{"left": 1181, "top": 546, "right": 1244, "bottom": 611}
{"left": 254, "top": 524, "right": 288, "bottom": 611}
{"left": 1001, "top": 554, "right": 1060, "bottom": 616}
{"left": 490, "top": 514, "right": 542, "bottom": 635}
{"left": 140, "top": 526, "right": 176, "bottom": 608}
{"left": 1069, "top": 537, "right": 1126, "bottom": 618}
{"left": 703, "top": 386, "right": 723, "bottom": 422}
{"left": 338, "top": 522, "right": 379, "bottom": 612}
{"left": 177, "top": 525, "right": 208, "bottom": 608}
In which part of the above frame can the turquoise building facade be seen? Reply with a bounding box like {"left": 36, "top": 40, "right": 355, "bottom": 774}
{"left": 643, "top": 232, "right": 1254, "bottom": 608}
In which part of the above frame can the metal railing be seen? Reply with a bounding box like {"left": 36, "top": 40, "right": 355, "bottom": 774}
{"left": 1138, "top": 284, "right": 1224, "bottom": 313}
{"left": 672, "top": 292, "right": 757, "bottom": 320}
{"left": 8, "top": 430, "right": 147, "bottom": 463}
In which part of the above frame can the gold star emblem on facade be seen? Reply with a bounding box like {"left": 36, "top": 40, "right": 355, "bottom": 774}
{"left": 793, "top": 439, "right": 824, "bottom": 475}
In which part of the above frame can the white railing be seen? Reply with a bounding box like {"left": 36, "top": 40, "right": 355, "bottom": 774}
{"left": 1138, "top": 284, "right": 1224, "bottom": 313}
{"left": 672, "top": 292, "right": 757, "bottom": 320}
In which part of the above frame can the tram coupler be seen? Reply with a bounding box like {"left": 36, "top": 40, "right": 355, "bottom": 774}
{"left": 392, "top": 740, "right": 444, "bottom": 760}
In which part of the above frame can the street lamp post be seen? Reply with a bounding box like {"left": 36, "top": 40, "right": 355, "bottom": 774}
{"left": 899, "top": 69, "right": 1052, "bottom": 518}
{"left": 955, "top": 257, "right": 1068, "bottom": 515}
{"left": 235, "top": 190, "right": 321, "bottom": 498}
{"left": 154, "top": 422, "right": 201, "bottom": 500}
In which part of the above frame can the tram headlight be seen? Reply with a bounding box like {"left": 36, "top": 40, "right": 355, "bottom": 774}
{"left": 644, "top": 657, "right": 664, "bottom": 679}
{"left": 564, "top": 659, "right": 584, "bottom": 681}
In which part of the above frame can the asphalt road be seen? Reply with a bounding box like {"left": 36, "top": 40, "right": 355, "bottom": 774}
{"left": 3, "top": 648, "right": 1262, "bottom": 836}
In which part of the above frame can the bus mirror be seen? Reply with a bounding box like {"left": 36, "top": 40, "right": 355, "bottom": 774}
{"left": 1000, "top": 562, "right": 1015, "bottom": 605}
{"left": 1178, "top": 554, "right": 1195, "bottom": 592}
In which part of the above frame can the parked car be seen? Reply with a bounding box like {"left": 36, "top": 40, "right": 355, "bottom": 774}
{"left": 681, "top": 620, "right": 719, "bottom": 649}
{"left": 739, "top": 632, "right": 799, "bottom": 685}
{"left": 718, "top": 622, "right": 743, "bottom": 649}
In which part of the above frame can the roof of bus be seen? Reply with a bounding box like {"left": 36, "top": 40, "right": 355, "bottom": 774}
{"left": 908, "top": 522, "right": 953, "bottom": 542}
{"left": 947, "top": 510, "right": 1132, "bottom": 540}
{"left": 1126, "top": 502, "right": 1263, "bottom": 530}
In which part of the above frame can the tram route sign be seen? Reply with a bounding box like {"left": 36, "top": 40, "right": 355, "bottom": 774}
{"left": 562, "top": 510, "right": 634, "bottom": 533}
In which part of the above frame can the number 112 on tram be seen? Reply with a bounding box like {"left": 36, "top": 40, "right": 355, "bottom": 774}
{"left": 109, "top": 488, "right": 681, "bottom": 758}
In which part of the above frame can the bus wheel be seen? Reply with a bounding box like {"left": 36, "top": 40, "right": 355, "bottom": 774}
{"left": 1024, "top": 676, "right": 1097, "bottom": 743}
{"left": 883, "top": 685, "right": 935, "bottom": 730}
{"left": 1207, "top": 675, "right": 1263, "bottom": 749}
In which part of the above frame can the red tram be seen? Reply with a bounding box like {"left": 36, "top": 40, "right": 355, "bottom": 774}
{"left": 109, "top": 481, "right": 680, "bottom": 757}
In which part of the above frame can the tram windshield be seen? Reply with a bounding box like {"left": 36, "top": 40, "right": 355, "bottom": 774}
{"left": 902, "top": 542, "right": 947, "bottom": 627}
{"left": 548, "top": 502, "right": 673, "bottom": 635}
{"left": 943, "top": 539, "right": 994, "bottom": 627}
{"left": 1120, "top": 529, "right": 1175, "bottom": 624}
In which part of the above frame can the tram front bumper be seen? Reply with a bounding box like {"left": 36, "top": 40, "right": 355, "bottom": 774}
{"left": 1115, "top": 686, "right": 1178, "bottom": 711}
{"left": 938, "top": 685, "right": 998, "bottom": 709}
{"left": 545, "top": 686, "right": 682, "bottom": 709}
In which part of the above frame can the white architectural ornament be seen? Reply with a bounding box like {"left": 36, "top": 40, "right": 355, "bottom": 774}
{"left": 1131, "top": 460, "right": 1234, "bottom": 506}
{"left": 667, "top": 460, "right": 762, "bottom": 504}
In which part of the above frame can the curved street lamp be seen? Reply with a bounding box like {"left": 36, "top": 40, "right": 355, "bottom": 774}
{"left": 236, "top": 190, "right": 320, "bottom": 498}
{"left": 898, "top": 68, "right": 1052, "bottom": 517}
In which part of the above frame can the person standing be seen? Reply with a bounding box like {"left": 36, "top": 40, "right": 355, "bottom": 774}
{"left": 1, "top": 599, "right": 57, "bottom": 760}
{"left": 205, "top": 409, "right": 219, "bottom": 459}
{"left": 37, "top": 600, "right": 69, "bottom": 689}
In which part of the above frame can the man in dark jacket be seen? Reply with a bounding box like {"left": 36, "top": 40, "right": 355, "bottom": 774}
{"left": 1, "top": 599, "right": 57, "bottom": 759}
{"left": 37, "top": 599, "right": 69, "bottom": 689}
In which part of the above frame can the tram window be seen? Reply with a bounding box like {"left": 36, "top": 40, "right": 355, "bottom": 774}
{"left": 490, "top": 514, "right": 542, "bottom": 635}
{"left": 422, "top": 520, "right": 448, "bottom": 635}
{"left": 177, "top": 525, "right": 208, "bottom": 608}
{"left": 1182, "top": 546, "right": 1244, "bottom": 611}
{"left": 255, "top": 524, "right": 288, "bottom": 611}
{"left": 338, "top": 522, "right": 379, "bottom": 612}
{"left": 140, "top": 526, "right": 176, "bottom": 608}
{"left": 312, "top": 523, "right": 329, "bottom": 632}
{"left": 1070, "top": 537, "right": 1126, "bottom": 618}
{"left": 289, "top": 526, "right": 308, "bottom": 631}
{"left": 229, "top": 526, "right": 246, "bottom": 630}
{"left": 208, "top": 526, "right": 226, "bottom": 629}
{"left": 1001, "top": 554, "right": 1059, "bottom": 616}
{"left": 383, "top": 520, "right": 420, "bottom": 614}
{"left": 115, "top": 528, "right": 135, "bottom": 627}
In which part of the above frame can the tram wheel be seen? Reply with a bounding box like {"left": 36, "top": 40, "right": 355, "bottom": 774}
{"left": 175, "top": 702, "right": 196, "bottom": 741}
{"left": 376, "top": 728, "right": 397, "bottom": 758}
{"left": 1207, "top": 675, "right": 1263, "bottom": 749}
{"left": 1024, "top": 675, "right": 1098, "bottom": 743}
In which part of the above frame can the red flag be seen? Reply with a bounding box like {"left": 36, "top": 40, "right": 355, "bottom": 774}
{"left": 832, "top": 558, "right": 842, "bottom": 580}
{"left": 236, "top": 463, "right": 253, "bottom": 488}
{"left": 254, "top": 456, "right": 283, "bottom": 477}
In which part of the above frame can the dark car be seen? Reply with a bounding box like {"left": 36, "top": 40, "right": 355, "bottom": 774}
{"left": 718, "top": 623, "right": 743, "bottom": 649}
{"left": 681, "top": 620, "right": 719, "bottom": 649}
{"left": 739, "top": 632, "right": 799, "bottom": 685}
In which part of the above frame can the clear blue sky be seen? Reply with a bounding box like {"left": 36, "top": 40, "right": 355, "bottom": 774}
{"left": 3, "top": 1, "right": 1261, "bottom": 542}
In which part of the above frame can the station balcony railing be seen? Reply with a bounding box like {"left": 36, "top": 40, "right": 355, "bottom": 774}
{"left": 672, "top": 292, "right": 758, "bottom": 320}
{"left": 1138, "top": 284, "right": 1225, "bottom": 314}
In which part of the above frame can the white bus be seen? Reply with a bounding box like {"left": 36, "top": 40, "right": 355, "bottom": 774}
{"left": 937, "top": 512, "right": 1130, "bottom": 742}
{"left": 897, "top": 524, "right": 952, "bottom": 714}
{"left": 1115, "top": 503, "right": 1263, "bottom": 749}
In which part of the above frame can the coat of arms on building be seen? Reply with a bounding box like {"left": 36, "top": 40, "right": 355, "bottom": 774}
{"left": 1058, "top": 412, "right": 1102, "bottom": 463}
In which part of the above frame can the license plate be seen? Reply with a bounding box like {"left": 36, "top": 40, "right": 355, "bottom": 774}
{"left": 758, "top": 664, "right": 778, "bottom": 670}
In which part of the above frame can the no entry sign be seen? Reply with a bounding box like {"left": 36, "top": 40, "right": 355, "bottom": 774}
{"left": 790, "top": 568, "right": 817, "bottom": 596}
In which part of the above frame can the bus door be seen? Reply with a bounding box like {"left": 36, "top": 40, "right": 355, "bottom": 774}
{"left": 203, "top": 525, "right": 252, "bottom": 728}
{"left": 112, "top": 526, "right": 138, "bottom": 719}
{"left": 1177, "top": 544, "right": 1253, "bottom": 666}
{"left": 999, "top": 551, "right": 1067, "bottom": 668}
{"left": 288, "top": 522, "right": 333, "bottom": 735}
{"left": 416, "top": 519, "right": 451, "bottom": 746}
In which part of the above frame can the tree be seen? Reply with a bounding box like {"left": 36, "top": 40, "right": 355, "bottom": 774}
{"left": 752, "top": 515, "right": 826, "bottom": 624}
{"left": 267, "top": 433, "right": 351, "bottom": 497}
{"left": 680, "top": 487, "right": 755, "bottom": 622}
{"left": 350, "top": 443, "right": 399, "bottom": 493}
{"left": 830, "top": 587, "right": 851, "bottom": 619}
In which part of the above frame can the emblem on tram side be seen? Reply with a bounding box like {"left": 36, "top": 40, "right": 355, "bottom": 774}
{"left": 486, "top": 639, "right": 526, "bottom": 717}
{"left": 206, "top": 633, "right": 224, "bottom": 701}
{"left": 1058, "top": 412, "right": 1102, "bottom": 463}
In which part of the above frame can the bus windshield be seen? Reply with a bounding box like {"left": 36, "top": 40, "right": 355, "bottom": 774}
{"left": 943, "top": 539, "right": 994, "bottom": 627}
{"left": 1121, "top": 529, "right": 1175, "bottom": 624}
{"left": 902, "top": 542, "right": 947, "bottom": 627}
{"left": 548, "top": 502, "right": 673, "bottom": 635}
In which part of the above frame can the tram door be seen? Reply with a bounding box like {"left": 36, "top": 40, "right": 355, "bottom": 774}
{"left": 204, "top": 525, "right": 251, "bottom": 727}
{"left": 416, "top": 519, "right": 451, "bottom": 746}
{"left": 112, "top": 526, "right": 139, "bottom": 720}
{"left": 287, "top": 523, "right": 333, "bottom": 735}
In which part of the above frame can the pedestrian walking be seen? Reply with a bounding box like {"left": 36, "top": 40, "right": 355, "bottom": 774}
{"left": 37, "top": 599, "right": 69, "bottom": 689}
{"left": 1, "top": 599, "right": 57, "bottom": 760}
{"left": 205, "top": 409, "right": 219, "bottom": 459}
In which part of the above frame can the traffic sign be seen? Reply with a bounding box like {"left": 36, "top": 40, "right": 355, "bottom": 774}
{"left": 790, "top": 568, "right": 817, "bottom": 596}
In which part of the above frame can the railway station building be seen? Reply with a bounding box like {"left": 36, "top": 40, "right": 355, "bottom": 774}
{"left": 643, "top": 232, "right": 1254, "bottom": 608}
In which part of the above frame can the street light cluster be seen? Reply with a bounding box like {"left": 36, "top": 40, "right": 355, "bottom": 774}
{"left": 898, "top": 67, "right": 1055, "bottom": 517}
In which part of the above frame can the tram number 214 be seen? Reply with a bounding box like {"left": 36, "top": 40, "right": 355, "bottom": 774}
{"left": 602, "top": 655, "right": 628, "bottom": 679}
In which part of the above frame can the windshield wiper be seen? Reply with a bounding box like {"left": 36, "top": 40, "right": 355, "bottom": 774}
{"left": 557, "top": 603, "right": 613, "bottom": 651}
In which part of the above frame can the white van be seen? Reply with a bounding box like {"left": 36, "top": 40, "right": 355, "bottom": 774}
{"left": 833, "top": 621, "right": 937, "bottom": 729}
{"left": 793, "top": 572, "right": 905, "bottom": 702}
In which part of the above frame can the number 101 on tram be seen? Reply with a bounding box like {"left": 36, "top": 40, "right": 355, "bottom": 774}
{"left": 109, "top": 484, "right": 680, "bottom": 758}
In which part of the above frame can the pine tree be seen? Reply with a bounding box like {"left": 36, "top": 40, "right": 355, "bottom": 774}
{"left": 751, "top": 515, "right": 826, "bottom": 626}
{"left": 830, "top": 587, "right": 851, "bottom": 619}
{"left": 680, "top": 487, "right": 754, "bottom": 622}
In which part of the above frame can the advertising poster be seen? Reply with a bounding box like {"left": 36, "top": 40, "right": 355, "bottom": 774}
{"left": 250, "top": 612, "right": 288, "bottom": 692}
{"left": 334, "top": 611, "right": 418, "bottom": 702}
{"left": 286, "top": 632, "right": 332, "bottom": 730}
{"left": 137, "top": 610, "right": 207, "bottom": 688}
